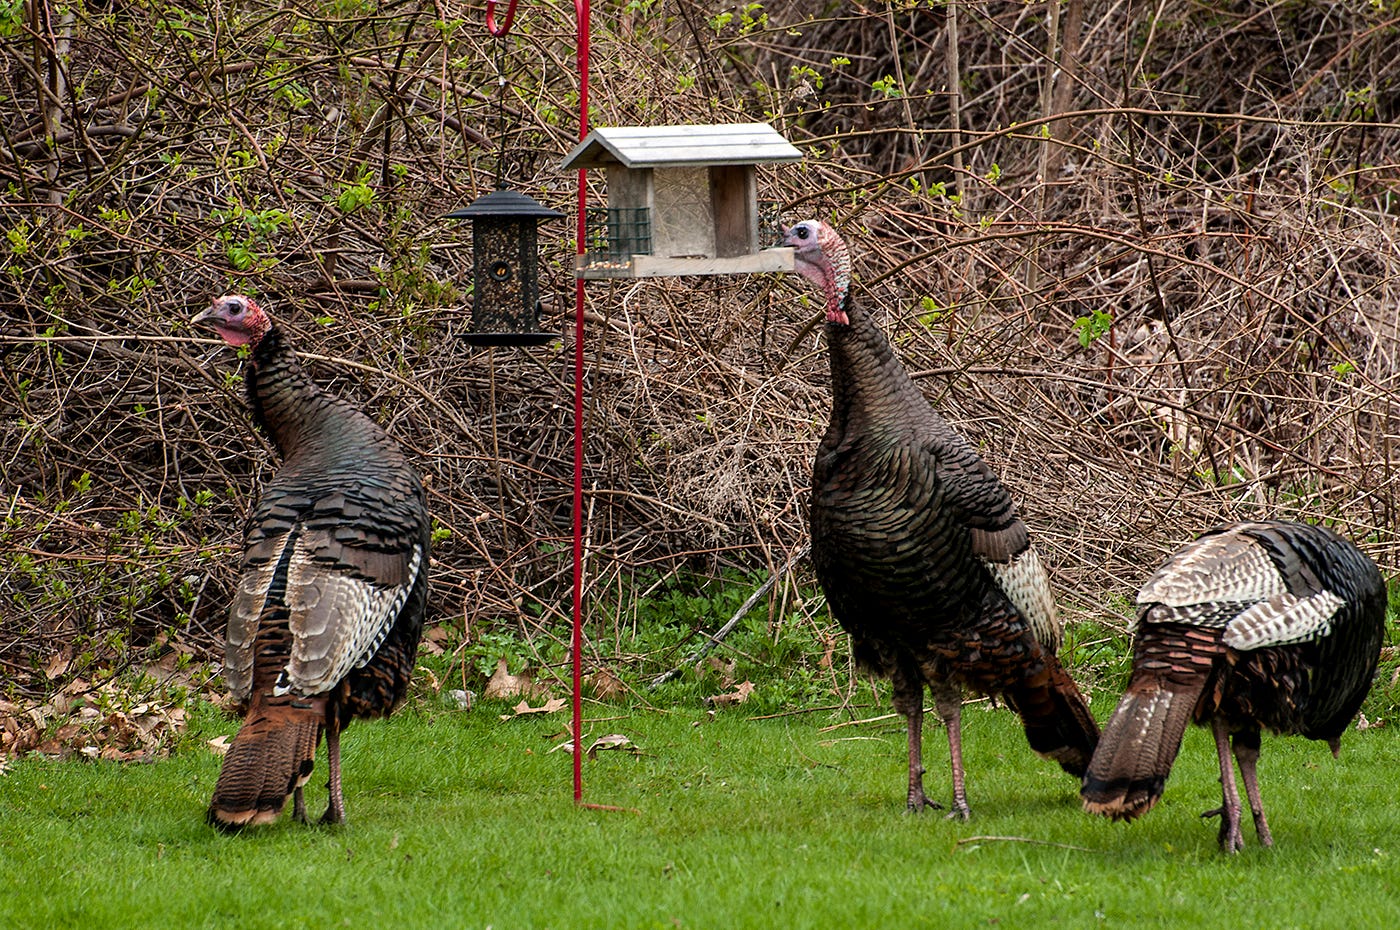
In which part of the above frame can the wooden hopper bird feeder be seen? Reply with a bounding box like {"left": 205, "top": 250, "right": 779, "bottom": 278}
{"left": 560, "top": 122, "right": 802, "bottom": 279}
{"left": 447, "top": 188, "right": 564, "bottom": 346}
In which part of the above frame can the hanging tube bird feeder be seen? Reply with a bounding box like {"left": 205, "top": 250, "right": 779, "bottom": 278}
{"left": 447, "top": 190, "right": 563, "bottom": 346}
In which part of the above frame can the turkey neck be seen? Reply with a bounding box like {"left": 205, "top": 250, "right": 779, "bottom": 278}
{"left": 245, "top": 326, "right": 343, "bottom": 458}
{"left": 823, "top": 298, "right": 929, "bottom": 435}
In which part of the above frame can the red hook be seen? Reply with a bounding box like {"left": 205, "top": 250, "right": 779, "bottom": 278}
{"left": 485, "top": 0, "right": 519, "bottom": 37}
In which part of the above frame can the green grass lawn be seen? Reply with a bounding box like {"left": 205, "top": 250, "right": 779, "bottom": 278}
{"left": 3, "top": 696, "right": 1399, "bottom": 929}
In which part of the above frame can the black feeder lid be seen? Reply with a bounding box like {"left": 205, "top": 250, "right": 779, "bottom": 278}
{"left": 448, "top": 189, "right": 564, "bottom": 347}
{"left": 446, "top": 188, "right": 566, "bottom": 221}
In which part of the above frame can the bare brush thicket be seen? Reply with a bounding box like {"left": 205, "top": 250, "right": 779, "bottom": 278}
{"left": 2, "top": 1, "right": 1398, "bottom": 697}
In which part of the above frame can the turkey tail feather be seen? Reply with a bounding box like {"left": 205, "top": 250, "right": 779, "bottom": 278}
{"left": 1004, "top": 655, "right": 1100, "bottom": 778}
{"left": 207, "top": 697, "right": 323, "bottom": 832}
{"left": 1081, "top": 675, "right": 1207, "bottom": 821}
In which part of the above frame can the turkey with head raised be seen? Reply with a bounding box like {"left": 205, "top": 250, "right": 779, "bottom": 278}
{"left": 780, "top": 219, "right": 1098, "bottom": 817}
{"left": 194, "top": 294, "right": 430, "bottom": 831}
{"left": 1082, "top": 520, "right": 1384, "bottom": 852}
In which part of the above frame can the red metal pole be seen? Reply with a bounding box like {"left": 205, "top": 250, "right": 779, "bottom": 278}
{"left": 484, "top": 0, "right": 519, "bottom": 36}
{"left": 570, "top": 0, "right": 590, "bottom": 805}
{"left": 483, "top": 0, "right": 590, "bottom": 806}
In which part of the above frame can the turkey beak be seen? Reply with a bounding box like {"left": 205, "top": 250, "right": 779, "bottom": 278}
{"left": 193, "top": 297, "right": 237, "bottom": 326}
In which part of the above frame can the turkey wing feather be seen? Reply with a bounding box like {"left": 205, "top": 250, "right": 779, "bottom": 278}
{"left": 1137, "top": 531, "right": 1286, "bottom": 608}
{"left": 279, "top": 528, "right": 424, "bottom": 695}
{"left": 920, "top": 434, "right": 1059, "bottom": 650}
{"left": 1223, "top": 589, "right": 1345, "bottom": 650}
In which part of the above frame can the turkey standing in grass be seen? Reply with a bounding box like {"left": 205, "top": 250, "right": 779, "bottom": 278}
{"left": 1081, "top": 520, "right": 1384, "bottom": 851}
{"left": 195, "top": 294, "right": 430, "bottom": 830}
{"left": 780, "top": 219, "right": 1098, "bottom": 817}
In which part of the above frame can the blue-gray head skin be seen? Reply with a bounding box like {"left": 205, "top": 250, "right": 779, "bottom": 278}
{"left": 782, "top": 219, "right": 851, "bottom": 325}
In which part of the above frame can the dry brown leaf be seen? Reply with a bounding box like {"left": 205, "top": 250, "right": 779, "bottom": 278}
{"left": 586, "top": 734, "right": 639, "bottom": 759}
{"left": 207, "top": 735, "right": 232, "bottom": 756}
{"left": 705, "top": 680, "right": 755, "bottom": 708}
{"left": 419, "top": 626, "right": 449, "bottom": 656}
{"left": 43, "top": 651, "right": 71, "bottom": 681}
{"left": 483, "top": 657, "right": 534, "bottom": 700}
{"left": 1, "top": 672, "right": 191, "bottom": 763}
{"left": 499, "top": 696, "right": 567, "bottom": 720}
{"left": 699, "top": 656, "right": 737, "bottom": 689}
{"left": 143, "top": 657, "right": 199, "bottom": 692}
{"left": 99, "top": 746, "right": 150, "bottom": 762}
{"left": 588, "top": 668, "right": 626, "bottom": 701}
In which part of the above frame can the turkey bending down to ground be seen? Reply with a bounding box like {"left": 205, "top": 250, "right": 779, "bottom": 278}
{"left": 780, "top": 220, "right": 1099, "bottom": 817}
{"left": 194, "top": 294, "right": 430, "bottom": 831}
{"left": 1082, "top": 520, "right": 1385, "bottom": 852}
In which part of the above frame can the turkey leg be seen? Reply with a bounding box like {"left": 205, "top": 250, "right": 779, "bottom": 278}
{"left": 933, "top": 680, "right": 971, "bottom": 821}
{"left": 892, "top": 668, "right": 938, "bottom": 813}
{"left": 1204, "top": 718, "right": 1244, "bottom": 852}
{"left": 1232, "top": 732, "right": 1272, "bottom": 848}
{"left": 321, "top": 715, "right": 346, "bottom": 826}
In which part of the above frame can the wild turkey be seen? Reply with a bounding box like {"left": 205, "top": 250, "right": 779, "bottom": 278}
{"left": 194, "top": 294, "right": 430, "bottom": 830}
{"left": 1082, "top": 520, "right": 1385, "bottom": 851}
{"left": 780, "top": 219, "right": 1098, "bottom": 817}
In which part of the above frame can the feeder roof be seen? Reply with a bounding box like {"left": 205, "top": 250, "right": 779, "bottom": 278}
{"left": 560, "top": 123, "right": 802, "bottom": 171}
{"left": 446, "top": 188, "right": 564, "bottom": 220}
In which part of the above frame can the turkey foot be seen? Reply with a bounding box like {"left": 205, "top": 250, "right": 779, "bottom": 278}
{"left": 943, "top": 798, "right": 972, "bottom": 822}
{"left": 1206, "top": 719, "right": 1244, "bottom": 853}
{"left": 900, "top": 684, "right": 969, "bottom": 818}
{"left": 904, "top": 727, "right": 942, "bottom": 814}
{"left": 935, "top": 683, "right": 972, "bottom": 821}
{"left": 320, "top": 718, "right": 347, "bottom": 826}
{"left": 1199, "top": 806, "right": 1244, "bottom": 853}
{"left": 1233, "top": 736, "right": 1273, "bottom": 848}
{"left": 907, "top": 791, "right": 942, "bottom": 813}
{"left": 896, "top": 676, "right": 951, "bottom": 815}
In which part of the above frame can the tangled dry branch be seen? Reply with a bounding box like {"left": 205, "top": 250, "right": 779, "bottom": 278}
{"left": 2, "top": 0, "right": 1398, "bottom": 698}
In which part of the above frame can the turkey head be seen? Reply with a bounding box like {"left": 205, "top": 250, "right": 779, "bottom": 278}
{"left": 782, "top": 220, "right": 850, "bottom": 324}
{"left": 194, "top": 294, "right": 272, "bottom": 348}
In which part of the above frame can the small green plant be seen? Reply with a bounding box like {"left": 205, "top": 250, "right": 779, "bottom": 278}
{"left": 1072, "top": 309, "right": 1113, "bottom": 348}
{"left": 334, "top": 177, "right": 375, "bottom": 213}
{"left": 210, "top": 203, "right": 291, "bottom": 271}
{"left": 0, "top": 0, "right": 24, "bottom": 36}
{"left": 871, "top": 75, "right": 900, "bottom": 98}
{"left": 916, "top": 295, "right": 952, "bottom": 328}
{"left": 789, "top": 63, "right": 823, "bottom": 91}
{"left": 6, "top": 220, "right": 31, "bottom": 255}
{"left": 461, "top": 629, "right": 537, "bottom": 680}
{"left": 709, "top": 2, "right": 767, "bottom": 34}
